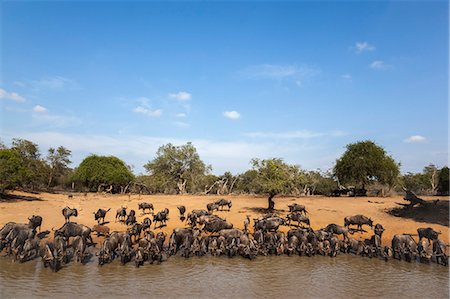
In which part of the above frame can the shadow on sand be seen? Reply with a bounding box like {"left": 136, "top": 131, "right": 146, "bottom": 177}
{"left": 387, "top": 199, "right": 449, "bottom": 227}
{"left": 0, "top": 193, "right": 44, "bottom": 202}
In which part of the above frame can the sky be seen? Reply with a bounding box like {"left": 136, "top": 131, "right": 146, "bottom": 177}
{"left": 0, "top": 1, "right": 448, "bottom": 175}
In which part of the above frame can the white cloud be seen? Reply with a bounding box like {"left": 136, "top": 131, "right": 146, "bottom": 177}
{"left": 174, "top": 121, "right": 190, "bottom": 127}
{"left": 241, "top": 64, "right": 320, "bottom": 81}
{"left": 132, "top": 106, "right": 162, "bottom": 117}
{"left": 31, "top": 76, "right": 78, "bottom": 91}
{"left": 223, "top": 110, "right": 241, "bottom": 120}
{"left": 404, "top": 135, "right": 427, "bottom": 143}
{"left": 0, "top": 88, "right": 26, "bottom": 102}
{"left": 245, "top": 130, "right": 323, "bottom": 139}
{"left": 370, "top": 60, "right": 392, "bottom": 70}
{"left": 169, "top": 91, "right": 192, "bottom": 101}
{"left": 176, "top": 113, "right": 187, "bottom": 118}
{"left": 355, "top": 42, "right": 375, "bottom": 53}
{"left": 341, "top": 74, "right": 352, "bottom": 81}
{"left": 33, "top": 105, "right": 48, "bottom": 113}
{"left": 245, "top": 130, "right": 349, "bottom": 139}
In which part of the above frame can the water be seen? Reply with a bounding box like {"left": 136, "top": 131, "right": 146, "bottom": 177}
{"left": 0, "top": 255, "right": 448, "bottom": 298}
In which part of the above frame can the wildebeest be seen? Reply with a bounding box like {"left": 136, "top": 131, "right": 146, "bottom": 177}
{"left": 72, "top": 236, "right": 87, "bottom": 263}
{"left": 254, "top": 217, "right": 285, "bottom": 232}
{"left": 54, "top": 222, "right": 93, "bottom": 245}
{"left": 40, "top": 242, "right": 62, "bottom": 272}
{"left": 28, "top": 215, "right": 43, "bottom": 232}
{"left": 203, "top": 219, "right": 233, "bottom": 233}
{"left": 391, "top": 234, "right": 417, "bottom": 261}
{"left": 206, "top": 203, "right": 219, "bottom": 213}
{"left": 125, "top": 210, "right": 137, "bottom": 226}
{"left": 168, "top": 228, "right": 199, "bottom": 255}
{"left": 286, "top": 213, "right": 310, "bottom": 227}
{"left": 214, "top": 199, "right": 232, "bottom": 211}
{"left": 374, "top": 223, "right": 385, "bottom": 237}
{"left": 417, "top": 227, "right": 440, "bottom": 242}
{"left": 344, "top": 215, "right": 373, "bottom": 230}
{"left": 19, "top": 237, "right": 40, "bottom": 262}
{"left": 288, "top": 203, "right": 308, "bottom": 215}
{"left": 323, "top": 224, "right": 349, "bottom": 240}
{"left": 128, "top": 223, "right": 143, "bottom": 243}
{"left": 115, "top": 207, "right": 127, "bottom": 222}
{"left": 177, "top": 205, "right": 186, "bottom": 217}
{"left": 433, "top": 239, "right": 448, "bottom": 266}
{"left": 93, "top": 208, "right": 111, "bottom": 224}
{"left": 62, "top": 207, "right": 78, "bottom": 223}
{"left": 138, "top": 202, "right": 154, "bottom": 214}
{"left": 92, "top": 224, "right": 110, "bottom": 237}
{"left": 153, "top": 208, "right": 169, "bottom": 229}
{"left": 142, "top": 217, "right": 152, "bottom": 231}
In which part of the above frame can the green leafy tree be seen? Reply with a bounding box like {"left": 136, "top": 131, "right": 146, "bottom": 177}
{"left": 144, "top": 142, "right": 210, "bottom": 194}
{"left": 0, "top": 149, "right": 26, "bottom": 194}
{"left": 251, "top": 158, "right": 294, "bottom": 210}
{"left": 11, "top": 139, "right": 47, "bottom": 190}
{"left": 437, "top": 166, "right": 449, "bottom": 196}
{"left": 72, "top": 155, "right": 134, "bottom": 193}
{"left": 46, "top": 146, "right": 72, "bottom": 187}
{"left": 334, "top": 140, "right": 400, "bottom": 192}
{"left": 235, "top": 170, "right": 259, "bottom": 194}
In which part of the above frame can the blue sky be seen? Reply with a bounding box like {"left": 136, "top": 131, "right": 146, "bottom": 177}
{"left": 0, "top": 1, "right": 448, "bottom": 175}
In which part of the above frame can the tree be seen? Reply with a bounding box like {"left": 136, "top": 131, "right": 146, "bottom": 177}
{"left": 144, "top": 143, "right": 210, "bottom": 194}
{"left": 334, "top": 141, "right": 400, "bottom": 192}
{"left": 437, "top": 166, "right": 449, "bottom": 196}
{"left": 72, "top": 155, "right": 134, "bottom": 193}
{"left": 0, "top": 149, "right": 26, "bottom": 194}
{"left": 11, "top": 139, "right": 47, "bottom": 190}
{"left": 423, "top": 164, "right": 439, "bottom": 194}
{"left": 46, "top": 146, "right": 72, "bottom": 187}
{"left": 251, "top": 158, "right": 294, "bottom": 210}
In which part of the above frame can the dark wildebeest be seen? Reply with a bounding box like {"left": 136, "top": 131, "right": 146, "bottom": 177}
{"left": 153, "top": 208, "right": 169, "bottom": 229}
{"left": 93, "top": 208, "right": 111, "bottom": 224}
{"left": 97, "top": 234, "right": 122, "bottom": 265}
{"left": 138, "top": 202, "right": 154, "bottom": 214}
{"left": 391, "top": 234, "right": 417, "bottom": 261}
{"left": 19, "top": 237, "right": 40, "bottom": 262}
{"left": 127, "top": 223, "right": 143, "bottom": 243}
{"left": 433, "top": 239, "right": 448, "bottom": 266}
{"left": 203, "top": 219, "right": 233, "bottom": 233}
{"left": 115, "top": 207, "right": 127, "bottom": 222}
{"left": 72, "top": 235, "right": 87, "bottom": 263}
{"left": 206, "top": 203, "right": 219, "bottom": 213}
{"left": 62, "top": 207, "right": 78, "bottom": 223}
{"left": 6, "top": 226, "right": 36, "bottom": 259}
{"left": 288, "top": 203, "right": 308, "bottom": 215}
{"left": 186, "top": 209, "right": 210, "bottom": 227}
{"left": 54, "top": 222, "right": 93, "bottom": 245}
{"left": 28, "top": 215, "right": 43, "bottom": 232}
{"left": 286, "top": 213, "right": 310, "bottom": 227}
{"left": 125, "top": 210, "right": 137, "bottom": 226}
{"left": 168, "top": 228, "right": 199, "bottom": 255}
{"left": 254, "top": 219, "right": 282, "bottom": 232}
{"left": 142, "top": 217, "right": 152, "bottom": 231}
{"left": 324, "top": 224, "right": 349, "bottom": 240}
{"left": 374, "top": 223, "right": 385, "bottom": 237}
{"left": 344, "top": 215, "right": 373, "bottom": 230}
{"left": 177, "top": 205, "right": 186, "bottom": 217}
{"left": 40, "top": 242, "right": 62, "bottom": 272}
{"left": 417, "top": 227, "right": 440, "bottom": 242}
{"left": 214, "top": 199, "right": 232, "bottom": 211}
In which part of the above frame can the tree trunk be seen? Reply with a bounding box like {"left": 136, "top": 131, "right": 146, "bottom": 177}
{"left": 177, "top": 179, "right": 187, "bottom": 194}
{"left": 267, "top": 194, "right": 275, "bottom": 211}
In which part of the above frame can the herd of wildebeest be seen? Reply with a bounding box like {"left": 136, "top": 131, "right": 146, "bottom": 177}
{"left": 0, "top": 198, "right": 448, "bottom": 272}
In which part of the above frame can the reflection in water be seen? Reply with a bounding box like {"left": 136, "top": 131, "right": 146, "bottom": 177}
{"left": 0, "top": 255, "right": 448, "bottom": 298}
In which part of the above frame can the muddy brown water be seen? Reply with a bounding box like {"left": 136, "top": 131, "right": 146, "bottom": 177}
{"left": 0, "top": 255, "right": 448, "bottom": 299}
